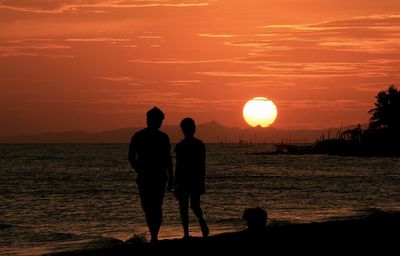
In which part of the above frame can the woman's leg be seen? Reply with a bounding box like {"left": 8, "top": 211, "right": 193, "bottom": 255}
{"left": 190, "top": 194, "right": 209, "bottom": 237}
{"left": 178, "top": 192, "right": 190, "bottom": 237}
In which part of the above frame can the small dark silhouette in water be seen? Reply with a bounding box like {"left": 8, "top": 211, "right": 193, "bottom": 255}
{"left": 175, "top": 117, "right": 209, "bottom": 238}
{"left": 128, "top": 107, "right": 174, "bottom": 242}
{"left": 242, "top": 207, "right": 268, "bottom": 233}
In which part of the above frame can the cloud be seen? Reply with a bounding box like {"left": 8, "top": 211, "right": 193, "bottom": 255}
{"left": 196, "top": 57, "right": 396, "bottom": 79}
{"left": 278, "top": 99, "right": 371, "bottom": 111}
{"left": 310, "top": 14, "right": 400, "bottom": 29}
{"left": 137, "top": 35, "right": 164, "bottom": 39}
{"left": 195, "top": 70, "right": 375, "bottom": 78}
{"left": 310, "top": 86, "right": 329, "bottom": 90}
{"left": 66, "top": 38, "right": 131, "bottom": 42}
{"left": 94, "top": 76, "right": 136, "bottom": 82}
{"left": 36, "top": 89, "right": 241, "bottom": 113}
{"left": 0, "top": 40, "right": 72, "bottom": 57}
{"left": 195, "top": 71, "right": 272, "bottom": 78}
{"left": 0, "top": 43, "right": 71, "bottom": 50}
{"left": 168, "top": 80, "right": 202, "bottom": 86}
{"left": 202, "top": 14, "right": 400, "bottom": 58}
{"left": 0, "top": 0, "right": 213, "bottom": 13}
{"left": 0, "top": 19, "right": 144, "bottom": 38}
{"left": 343, "top": 82, "right": 398, "bottom": 92}
{"left": 160, "top": 98, "right": 242, "bottom": 112}
{"left": 224, "top": 40, "right": 271, "bottom": 48}
{"left": 128, "top": 58, "right": 233, "bottom": 64}
{"left": 225, "top": 80, "right": 295, "bottom": 88}
{"left": 0, "top": 52, "right": 38, "bottom": 57}
{"left": 197, "top": 33, "right": 245, "bottom": 38}
{"left": 195, "top": 14, "right": 400, "bottom": 81}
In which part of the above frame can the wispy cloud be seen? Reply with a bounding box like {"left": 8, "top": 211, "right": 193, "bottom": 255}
{"left": 343, "top": 82, "right": 399, "bottom": 92}
{"left": 197, "top": 33, "right": 244, "bottom": 38}
{"left": 43, "top": 89, "right": 242, "bottom": 113}
{"left": 94, "top": 76, "right": 136, "bottom": 82}
{"left": 0, "top": 40, "right": 72, "bottom": 57}
{"left": 137, "top": 35, "right": 164, "bottom": 39}
{"left": 160, "top": 98, "right": 242, "bottom": 112}
{"left": 278, "top": 99, "right": 371, "bottom": 111}
{"left": 195, "top": 71, "right": 270, "bottom": 78}
{"left": 198, "top": 14, "right": 400, "bottom": 58}
{"left": 66, "top": 38, "right": 131, "bottom": 42}
{"left": 195, "top": 70, "right": 380, "bottom": 78}
{"left": 0, "top": 0, "right": 213, "bottom": 14}
{"left": 0, "top": 52, "right": 37, "bottom": 57}
{"left": 194, "top": 14, "right": 400, "bottom": 84}
{"left": 0, "top": 43, "right": 71, "bottom": 50}
{"left": 225, "top": 80, "right": 295, "bottom": 88}
{"left": 224, "top": 40, "right": 271, "bottom": 48}
{"left": 168, "top": 80, "right": 202, "bottom": 86}
{"left": 129, "top": 58, "right": 233, "bottom": 64}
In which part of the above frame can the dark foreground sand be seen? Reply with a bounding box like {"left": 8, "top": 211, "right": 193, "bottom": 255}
{"left": 46, "top": 211, "right": 400, "bottom": 255}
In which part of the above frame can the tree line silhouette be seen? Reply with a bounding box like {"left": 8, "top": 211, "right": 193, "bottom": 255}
{"left": 315, "top": 85, "right": 400, "bottom": 156}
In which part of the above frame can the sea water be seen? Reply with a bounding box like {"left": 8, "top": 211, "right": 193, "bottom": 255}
{"left": 1, "top": 143, "right": 399, "bottom": 255}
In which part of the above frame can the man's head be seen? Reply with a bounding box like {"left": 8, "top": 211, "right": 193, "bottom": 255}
{"left": 146, "top": 107, "right": 164, "bottom": 129}
{"left": 180, "top": 117, "right": 196, "bottom": 137}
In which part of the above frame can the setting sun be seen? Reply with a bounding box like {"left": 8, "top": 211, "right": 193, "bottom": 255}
{"left": 243, "top": 97, "right": 278, "bottom": 127}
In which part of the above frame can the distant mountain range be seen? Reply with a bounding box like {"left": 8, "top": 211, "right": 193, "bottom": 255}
{"left": 0, "top": 121, "right": 365, "bottom": 144}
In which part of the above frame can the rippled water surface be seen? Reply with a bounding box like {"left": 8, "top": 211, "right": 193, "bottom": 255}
{"left": 1, "top": 144, "right": 399, "bottom": 255}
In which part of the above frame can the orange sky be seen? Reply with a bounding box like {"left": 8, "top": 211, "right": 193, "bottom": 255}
{"left": 1, "top": 0, "right": 400, "bottom": 136}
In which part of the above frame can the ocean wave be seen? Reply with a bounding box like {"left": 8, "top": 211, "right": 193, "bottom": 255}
{"left": 44, "top": 236, "right": 123, "bottom": 256}
{"left": 28, "top": 232, "right": 87, "bottom": 243}
{"left": 0, "top": 224, "right": 90, "bottom": 244}
{"left": 0, "top": 223, "right": 123, "bottom": 256}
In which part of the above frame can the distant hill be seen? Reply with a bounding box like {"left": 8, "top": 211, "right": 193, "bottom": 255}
{"left": 0, "top": 121, "right": 364, "bottom": 144}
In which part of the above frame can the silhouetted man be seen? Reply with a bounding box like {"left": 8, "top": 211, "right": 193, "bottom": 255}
{"left": 175, "top": 117, "right": 209, "bottom": 238}
{"left": 129, "top": 107, "right": 173, "bottom": 242}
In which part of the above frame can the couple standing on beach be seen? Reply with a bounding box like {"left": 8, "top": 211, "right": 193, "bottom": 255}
{"left": 128, "top": 107, "right": 209, "bottom": 242}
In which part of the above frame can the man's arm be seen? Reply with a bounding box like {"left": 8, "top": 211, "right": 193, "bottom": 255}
{"left": 199, "top": 141, "right": 206, "bottom": 193}
{"left": 166, "top": 137, "right": 174, "bottom": 191}
{"left": 128, "top": 135, "right": 141, "bottom": 175}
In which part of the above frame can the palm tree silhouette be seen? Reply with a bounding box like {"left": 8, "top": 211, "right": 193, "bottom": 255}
{"left": 368, "top": 85, "right": 400, "bottom": 132}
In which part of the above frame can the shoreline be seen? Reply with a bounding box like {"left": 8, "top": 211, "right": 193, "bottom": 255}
{"left": 45, "top": 210, "right": 400, "bottom": 255}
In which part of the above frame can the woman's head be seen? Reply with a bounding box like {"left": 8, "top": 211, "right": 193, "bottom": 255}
{"left": 180, "top": 117, "right": 196, "bottom": 137}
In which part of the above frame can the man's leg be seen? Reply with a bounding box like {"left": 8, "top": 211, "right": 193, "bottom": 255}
{"left": 150, "top": 182, "right": 166, "bottom": 242}
{"left": 139, "top": 182, "right": 165, "bottom": 242}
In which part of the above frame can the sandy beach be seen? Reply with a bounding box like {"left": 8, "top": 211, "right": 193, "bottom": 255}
{"left": 45, "top": 210, "right": 400, "bottom": 255}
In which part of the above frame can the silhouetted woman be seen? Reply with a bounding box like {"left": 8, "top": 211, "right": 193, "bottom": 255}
{"left": 175, "top": 117, "right": 209, "bottom": 238}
